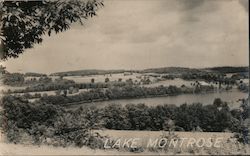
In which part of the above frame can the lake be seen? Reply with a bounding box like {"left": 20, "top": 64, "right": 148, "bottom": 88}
{"left": 68, "top": 89, "right": 248, "bottom": 109}
{"left": 1, "top": 74, "right": 248, "bottom": 110}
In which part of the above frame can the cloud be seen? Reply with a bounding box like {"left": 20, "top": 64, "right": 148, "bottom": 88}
{"left": 2, "top": 0, "right": 248, "bottom": 73}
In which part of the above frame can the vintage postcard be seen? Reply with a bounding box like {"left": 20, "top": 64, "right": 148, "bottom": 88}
{"left": 0, "top": 0, "right": 249, "bottom": 155}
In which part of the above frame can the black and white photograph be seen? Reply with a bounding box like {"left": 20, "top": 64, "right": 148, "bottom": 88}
{"left": 0, "top": 0, "right": 249, "bottom": 155}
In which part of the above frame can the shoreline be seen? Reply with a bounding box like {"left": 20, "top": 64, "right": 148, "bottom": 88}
{"left": 63, "top": 88, "right": 245, "bottom": 107}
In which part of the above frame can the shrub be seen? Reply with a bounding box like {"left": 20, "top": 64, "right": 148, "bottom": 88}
{"left": 1, "top": 95, "right": 106, "bottom": 148}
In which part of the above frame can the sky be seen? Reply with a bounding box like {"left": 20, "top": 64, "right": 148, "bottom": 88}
{"left": 1, "top": 0, "right": 249, "bottom": 74}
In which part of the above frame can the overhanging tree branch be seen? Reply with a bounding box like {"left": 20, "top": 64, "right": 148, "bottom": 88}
{"left": 0, "top": 0, "right": 104, "bottom": 60}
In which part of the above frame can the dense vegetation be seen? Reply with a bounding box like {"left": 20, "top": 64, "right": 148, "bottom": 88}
{"left": 142, "top": 67, "right": 248, "bottom": 85}
{"left": 1, "top": 95, "right": 106, "bottom": 148}
{"left": 101, "top": 101, "right": 242, "bottom": 132}
{"left": 6, "top": 78, "right": 109, "bottom": 93}
{"left": 50, "top": 69, "right": 128, "bottom": 76}
{"left": 2, "top": 66, "right": 247, "bottom": 90}
{"left": 207, "top": 66, "right": 249, "bottom": 74}
{"left": 180, "top": 72, "right": 237, "bottom": 84}
{"left": 2, "top": 73, "right": 52, "bottom": 86}
{"left": 24, "top": 72, "right": 47, "bottom": 77}
{"left": 1, "top": 96, "right": 248, "bottom": 147}
{"left": 2, "top": 73, "right": 25, "bottom": 86}
{"left": 1, "top": 0, "right": 103, "bottom": 60}
{"left": 142, "top": 66, "right": 248, "bottom": 75}
{"left": 142, "top": 67, "right": 201, "bottom": 74}
{"left": 39, "top": 85, "right": 214, "bottom": 105}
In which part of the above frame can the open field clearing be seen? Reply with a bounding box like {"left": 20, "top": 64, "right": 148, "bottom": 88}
{"left": 0, "top": 130, "right": 250, "bottom": 155}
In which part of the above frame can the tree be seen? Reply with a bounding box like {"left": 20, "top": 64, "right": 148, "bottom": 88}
{"left": 0, "top": 0, "right": 103, "bottom": 60}
{"left": 103, "top": 104, "right": 130, "bottom": 130}
{"left": 104, "top": 77, "right": 109, "bottom": 83}
{"left": 239, "top": 98, "right": 250, "bottom": 144}
{"left": 63, "top": 89, "right": 67, "bottom": 97}
{"left": 55, "top": 90, "right": 61, "bottom": 96}
{"left": 3, "top": 73, "right": 25, "bottom": 85}
{"left": 163, "top": 119, "right": 175, "bottom": 134}
{"left": 0, "top": 65, "right": 6, "bottom": 74}
{"left": 213, "top": 98, "right": 223, "bottom": 107}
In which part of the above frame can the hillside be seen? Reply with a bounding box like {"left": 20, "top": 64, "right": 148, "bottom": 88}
{"left": 50, "top": 69, "right": 128, "bottom": 76}
{"left": 205, "top": 66, "right": 249, "bottom": 74}
{"left": 141, "top": 67, "right": 202, "bottom": 74}
{"left": 50, "top": 67, "right": 204, "bottom": 76}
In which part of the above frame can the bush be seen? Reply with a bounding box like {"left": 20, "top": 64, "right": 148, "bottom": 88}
{"left": 100, "top": 101, "right": 240, "bottom": 132}
{"left": 1, "top": 95, "right": 106, "bottom": 148}
{"left": 38, "top": 85, "right": 212, "bottom": 106}
{"left": 3, "top": 73, "right": 25, "bottom": 86}
{"left": 1, "top": 95, "right": 242, "bottom": 148}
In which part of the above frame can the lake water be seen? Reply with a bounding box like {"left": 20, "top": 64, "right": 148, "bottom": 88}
{"left": 1, "top": 75, "right": 248, "bottom": 110}
{"left": 69, "top": 89, "right": 248, "bottom": 109}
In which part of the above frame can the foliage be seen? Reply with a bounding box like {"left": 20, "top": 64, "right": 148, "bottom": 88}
{"left": 38, "top": 85, "right": 202, "bottom": 105}
{"left": 24, "top": 72, "right": 47, "bottom": 77}
{"left": 142, "top": 67, "right": 202, "bottom": 74}
{"left": 2, "top": 73, "right": 25, "bottom": 86}
{"left": 22, "top": 92, "right": 42, "bottom": 99}
{"left": 105, "top": 77, "right": 109, "bottom": 83}
{"left": 51, "top": 69, "right": 126, "bottom": 77}
{"left": 207, "top": 66, "right": 249, "bottom": 74}
{"left": 9, "top": 80, "right": 110, "bottom": 93}
{"left": 102, "top": 104, "right": 131, "bottom": 130}
{"left": 1, "top": 95, "right": 242, "bottom": 148}
{"left": 99, "top": 100, "right": 240, "bottom": 132}
{"left": 238, "top": 83, "right": 249, "bottom": 93}
{"left": 241, "top": 99, "right": 250, "bottom": 120}
{"left": 181, "top": 72, "right": 237, "bottom": 85}
{"left": 1, "top": 95, "right": 106, "bottom": 148}
{"left": 2, "top": 72, "right": 54, "bottom": 86}
{"left": 0, "top": 0, "right": 103, "bottom": 60}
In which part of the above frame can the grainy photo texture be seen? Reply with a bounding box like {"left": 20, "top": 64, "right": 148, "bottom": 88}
{"left": 0, "top": 0, "right": 249, "bottom": 155}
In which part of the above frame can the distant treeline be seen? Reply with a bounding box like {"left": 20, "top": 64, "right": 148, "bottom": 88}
{"left": 49, "top": 66, "right": 249, "bottom": 77}
{"left": 141, "top": 67, "right": 202, "bottom": 74}
{"left": 24, "top": 72, "right": 47, "bottom": 77}
{"left": 50, "top": 69, "right": 130, "bottom": 77}
{"left": 180, "top": 72, "right": 238, "bottom": 84}
{"left": 3, "top": 67, "right": 248, "bottom": 88}
{"left": 3, "top": 67, "right": 248, "bottom": 79}
{"left": 206, "top": 66, "right": 249, "bottom": 74}
{"left": 39, "top": 85, "right": 214, "bottom": 105}
{"left": 9, "top": 80, "right": 136, "bottom": 94}
{"left": 2, "top": 73, "right": 51, "bottom": 86}
{"left": 50, "top": 67, "right": 204, "bottom": 76}
{"left": 11, "top": 82, "right": 108, "bottom": 93}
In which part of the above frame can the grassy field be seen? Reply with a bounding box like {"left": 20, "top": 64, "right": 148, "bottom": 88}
{"left": 0, "top": 130, "right": 250, "bottom": 155}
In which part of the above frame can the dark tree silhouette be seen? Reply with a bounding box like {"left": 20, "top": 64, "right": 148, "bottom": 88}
{"left": 0, "top": 0, "right": 103, "bottom": 60}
